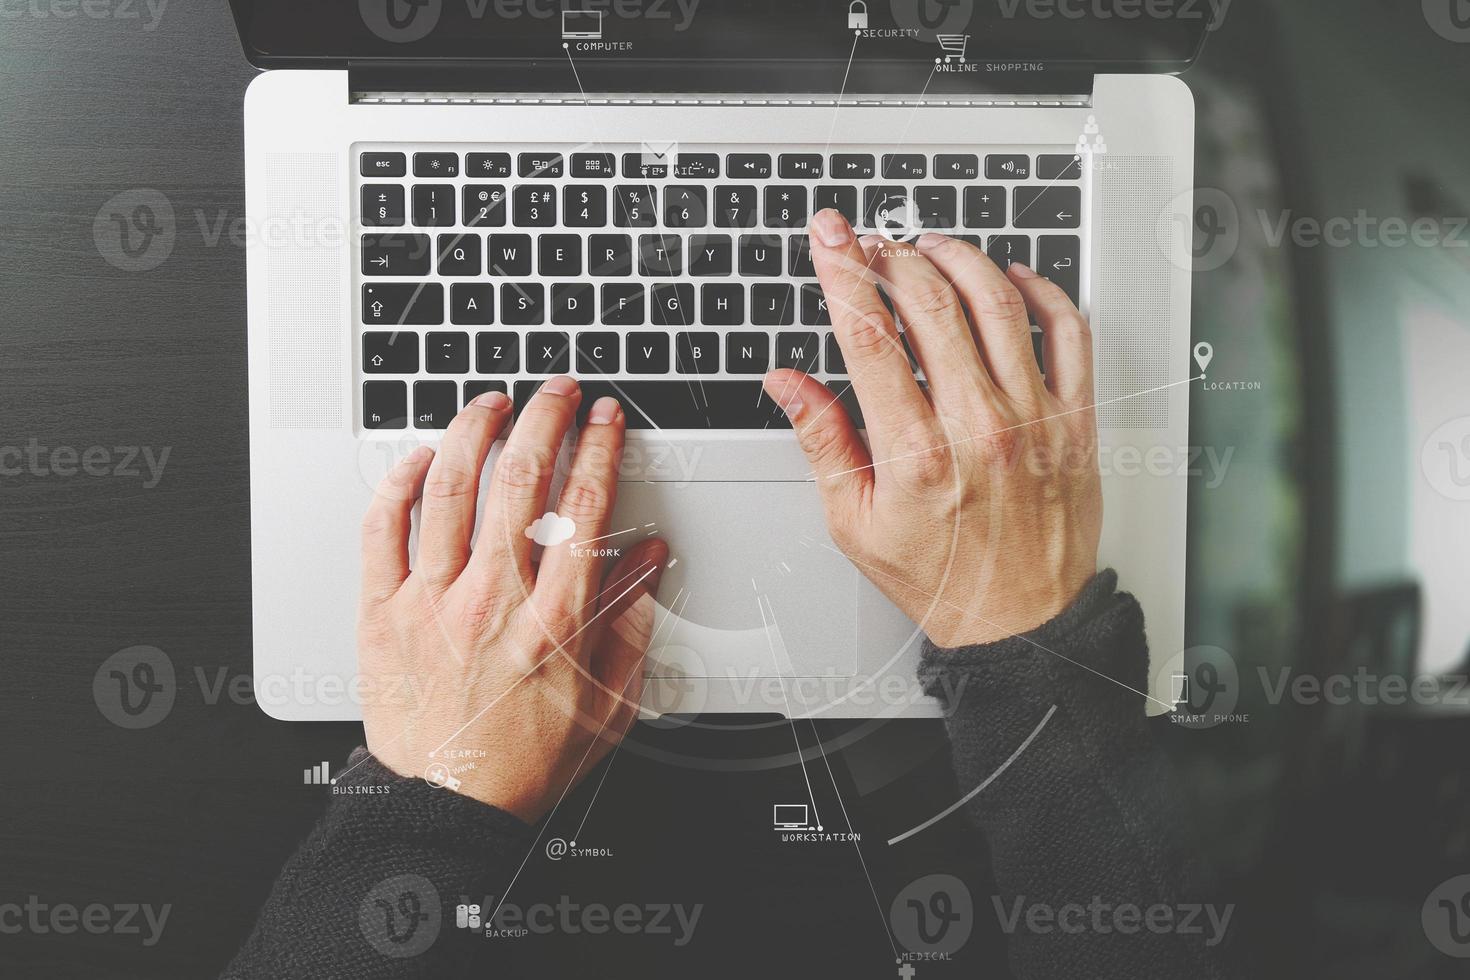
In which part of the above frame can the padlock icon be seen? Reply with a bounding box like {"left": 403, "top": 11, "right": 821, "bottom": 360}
{"left": 848, "top": 0, "right": 868, "bottom": 29}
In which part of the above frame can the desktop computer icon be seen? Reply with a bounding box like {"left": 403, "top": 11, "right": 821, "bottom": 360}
{"left": 773, "top": 804, "right": 811, "bottom": 831}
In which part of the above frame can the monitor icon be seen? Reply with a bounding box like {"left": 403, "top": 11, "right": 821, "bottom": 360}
{"left": 562, "top": 10, "right": 603, "bottom": 39}
{"left": 773, "top": 803, "right": 811, "bottom": 830}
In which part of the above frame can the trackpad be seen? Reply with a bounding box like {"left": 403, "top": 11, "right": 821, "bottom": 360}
{"left": 614, "top": 481, "right": 859, "bottom": 679}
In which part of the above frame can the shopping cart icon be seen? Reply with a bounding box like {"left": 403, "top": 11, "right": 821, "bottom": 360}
{"left": 938, "top": 34, "right": 969, "bottom": 63}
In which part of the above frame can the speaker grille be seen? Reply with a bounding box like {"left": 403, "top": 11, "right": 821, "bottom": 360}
{"left": 266, "top": 153, "right": 343, "bottom": 429}
{"left": 1094, "top": 156, "right": 1175, "bottom": 428}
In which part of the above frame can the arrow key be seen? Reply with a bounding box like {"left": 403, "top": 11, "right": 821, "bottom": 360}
{"left": 1012, "top": 186, "right": 1081, "bottom": 229}
{"left": 1038, "top": 235, "right": 1081, "bottom": 307}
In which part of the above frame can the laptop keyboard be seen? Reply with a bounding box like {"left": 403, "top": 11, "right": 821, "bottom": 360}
{"left": 355, "top": 144, "right": 1084, "bottom": 432}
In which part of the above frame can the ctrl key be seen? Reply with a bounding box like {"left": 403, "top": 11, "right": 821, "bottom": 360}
{"left": 413, "top": 381, "right": 458, "bottom": 429}
{"left": 363, "top": 381, "right": 407, "bottom": 430}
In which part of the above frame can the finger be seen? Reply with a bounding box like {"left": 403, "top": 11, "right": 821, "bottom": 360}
{"left": 592, "top": 539, "right": 669, "bottom": 726}
{"left": 807, "top": 209, "right": 936, "bottom": 460}
{"left": 1007, "top": 263, "right": 1094, "bottom": 411}
{"left": 762, "top": 369, "right": 873, "bottom": 525}
{"left": 865, "top": 234, "right": 995, "bottom": 409}
{"left": 359, "top": 445, "right": 434, "bottom": 605}
{"left": 415, "top": 391, "right": 513, "bottom": 589}
{"left": 533, "top": 396, "right": 626, "bottom": 616}
{"left": 916, "top": 233, "right": 1042, "bottom": 404}
{"left": 470, "top": 375, "right": 582, "bottom": 592}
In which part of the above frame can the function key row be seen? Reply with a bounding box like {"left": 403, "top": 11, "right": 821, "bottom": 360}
{"left": 361, "top": 152, "right": 1083, "bottom": 182}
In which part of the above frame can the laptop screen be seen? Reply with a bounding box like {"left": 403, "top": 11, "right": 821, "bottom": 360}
{"left": 231, "top": 0, "right": 1210, "bottom": 74}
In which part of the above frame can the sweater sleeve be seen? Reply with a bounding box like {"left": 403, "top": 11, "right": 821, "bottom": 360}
{"left": 221, "top": 748, "right": 534, "bottom": 980}
{"left": 918, "top": 570, "right": 1238, "bottom": 979}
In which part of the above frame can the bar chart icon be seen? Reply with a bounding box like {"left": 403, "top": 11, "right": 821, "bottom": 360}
{"left": 303, "top": 761, "right": 333, "bottom": 785}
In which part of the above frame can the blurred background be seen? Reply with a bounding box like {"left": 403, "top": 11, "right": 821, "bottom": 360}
{"left": 2, "top": 0, "right": 1469, "bottom": 977}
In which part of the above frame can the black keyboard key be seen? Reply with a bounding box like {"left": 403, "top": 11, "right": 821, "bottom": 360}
{"left": 466, "top": 152, "right": 511, "bottom": 178}
{"left": 726, "top": 333, "right": 769, "bottom": 374}
{"left": 962, "top": 186, "right": 1006, "bottom": 228}
{"left": 362, "top": 283, "right": 443, "bottom": 326}
{"left": 413, "top": 381, "right": 458, "bottom": 429}
{"left": 589, "top": 234, "right": 633, "bottom": 276}
{"left": 622, "top": 151, "right": 670, "bottom": 179}
{"left": 363, "top": 380, "right": 407, "bottom": 429}
{"left": 451, "top": 283, "right": 495, "bottom": 324}
{"left": 436, "top": 234, "right": 482, "bottom": 276}
{"left": 487, "top": 234, "right": 533, "bottom": 276}
{"left": 475, "top": 331, "right": 520, "bottom": 374}
{"left": 570, "top": 152, "right": 616, "bottom": 178}
{"left": 601, "top": 284, "right": 645, "bottom": 326}
{"left": 739, "top": 235, "right": 783, "bottom": 276}
{"left": 515, "top": 380, "right": 789, "bottom": 429}
{"left": 564, "top": 185, "right": 607, "bottom": 228}
{"left": 986, "top": 235, "right": 1031, "bottom": 270}
{"left": 361, "top": 185, "right": 405, "bottom": 227}
{"left": 425, "top": 331, "right": 470, "bottom": 374}
{"left": 464, "top": 380, "right": 509, "bottom": 403}
{"left": 551, "top": 283, "right": 594, "bottom": 325}
{"left": 361, "top": 152, "right": 406, "bottom": 178}
{"left": 651, "top": 283, "right": 695, "bottom": 327}
{"left": 824, "top": 380, "right": 865, "bottom": 427}
{"left": 625, "top": 333, "right": 669, "bottom": 373}
{"left": 985, "top": 154, "right": 1031, "bottom": 179}
{"left": 665, "top": 186, "right": 708, "bottom": 227}
{"left": 788, "top": 235, "right": 815, "bottom": 277}
{"left": 412, "top": 185, "right": 455, "bottom": 226}
{"left": 676, "top": 153, "right": 720, "bottom": 178}
{"left": 576, "top": 331, "right": 620, "bottom": 374}
{"left": 688, "top": 235, "right": 733, "bottom": 276}
{"left": 825, "top": 333, "right": 847, "bottom": 374}
{"left": 513, "top": 185, "right": 557, "bottom": 227}
{"left": 518, "top": 152, "right": 563, "bottom": 178}
{"left": 714, "top": 185, "right": 758, "bottom": 228}
{"left": 863, "top": 185, "right": 909, "bottom": 230}
{"left": 882, "top": 154, "right": 926, "bottom": 179}
{"left": 613, "top": 186, "right": 657, "bottom": 227}
{"left": 814, "top": 185, "right": 859, "bottom": 224}
{"left": 830, "top": 154, "right": 876, "bottom": 179}
{"left": 676, "top": 331, "right": 720, "bottom": 374}
{"left": 764, "top": 186, "right": 808, "bottom": 227}
{"left": 915, "top": 186, "right": 958, "bottom": 228}
{"left": 1031, "top": 330, "right": 1045, "bottom": 375}
{"left": 775, "top": 332, "right": 820, "bottom": 372}
{"left": 1013, "top": 186, "right": 1081, "bottom": 229}
{"left": 539, "top": 234, "right": 582, "bottom": 276}
{"left": 413, "top": 152, "right": 459, "bottom": 178}
{"left": 463, "top": 185, "right": 508, "bottom": 227}
{"left": 727, "top": 153, "right": 772, "bottom": 179}
{"left": 1036, "top": 154, "right": 1083, "bottom": 180}
{"left": 501, "top": 283, "right": 546, "bottom": 324}
{"left": 363, "top": 332, "right": 420, "bottom": 373}
{"left": 778, "top": 154, "right": 823, "bottom": 180}
{"left": 933, "top": 153, "right": 980, "bottom": 179}
{"left": 362, "top": 234, "right": 431, "bottom": 276}
{"left": 752, "top": 283, "right": 795, "bottom": 325}
{"left": 525, "top": 332, "right": 571, "bottom": 373}
{"left": 800, "top": 283, "right": 831, "bottom": 325}
{"left": 701, "top": 283, "right": 743, "bottom": 324}
{"left": 1038, "top": 235, "right": 1081, "bottom": 306}
{"left": 638, "top": 234, "right": 682, "bottom": 276}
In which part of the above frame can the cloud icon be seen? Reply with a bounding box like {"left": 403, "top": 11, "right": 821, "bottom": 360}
{"left": 525, "top": 511, "right": 576, "bottom": 547}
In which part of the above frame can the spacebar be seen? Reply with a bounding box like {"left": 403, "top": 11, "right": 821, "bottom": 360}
{"left": 513, "top": 380, "right": 793, "bottom": 429}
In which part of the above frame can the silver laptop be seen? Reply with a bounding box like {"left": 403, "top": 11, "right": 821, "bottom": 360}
{"left": 236, "top": 0, "right": 1204, "bottom": 721}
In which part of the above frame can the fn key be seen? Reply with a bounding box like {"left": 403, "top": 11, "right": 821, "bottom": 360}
{"left": 363, "top": 381, "right": 407, "bottom": 429}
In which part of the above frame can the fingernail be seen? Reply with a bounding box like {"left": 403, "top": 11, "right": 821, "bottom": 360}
{"left": 400, "top": 445, "right": 433, "bottom": 467}
{"left": 916, "top": 232, "right": 949, "bottom": 250}
{"left": 471, "top": 390, "right": 511, "bottom": 410}
{"left": 811, "top": 209, "right": 855, "bottom": 248}
{"left": 586, "top": 396, "right": 620, "bottom": 425}
{"left": 858, "top": 234, "right": 885, "bottom": 250}
{"left": 1009, "top": 261, "right": 1039, "bottom": 279}
{"left": 541, "top": 375, "right": 580, "bottom": 397}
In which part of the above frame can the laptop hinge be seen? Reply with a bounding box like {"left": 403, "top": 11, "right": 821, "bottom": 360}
{"left": 350, "top": 91, "right": 1093, "bottom": 107}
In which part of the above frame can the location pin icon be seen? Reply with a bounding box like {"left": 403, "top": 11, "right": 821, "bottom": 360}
{"left": 1193, "top": 342, "right": 1214, "bottom": 374}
